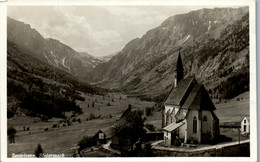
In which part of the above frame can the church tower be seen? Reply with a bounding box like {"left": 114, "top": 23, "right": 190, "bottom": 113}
{"left": 174, "top": 50, "right": 184, "bottom": 87}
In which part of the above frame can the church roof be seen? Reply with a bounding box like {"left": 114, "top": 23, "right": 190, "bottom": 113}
{"left": 165, "top": 77, "right": 194, "bottom": 106}
{"left": 175, "top": 51, "right": 184, "bottom": 71}
{"left": 165, "top": 78, "right": 216, "bottom": 111}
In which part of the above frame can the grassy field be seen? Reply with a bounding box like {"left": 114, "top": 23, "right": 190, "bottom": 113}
{"left": 7, "top": 92, "right": 155, "bottom": 157}
{"left": 215, "top": 92, "right": 249, "bottom": 123}
{"left": 7, "top": 91, "right": 249, "bottom": 157}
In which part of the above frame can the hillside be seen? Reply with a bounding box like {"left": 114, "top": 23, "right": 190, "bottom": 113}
{"left": 89, "top": 7, "right": 249, "bottom": 100}
{"left": 7, "top": 17, "right": 99, "bottom": 81}
{"left": 7, "top": 40, "right": 105, "bottom": 118}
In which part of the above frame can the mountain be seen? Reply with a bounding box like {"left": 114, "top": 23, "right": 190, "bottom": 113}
{"left": 78, "top": 52, "right": 103, "bottom": 68}
{"left": 89, "top": 7, "right": 249, "bottom": 100}
{"left": 98, "top": 52, "right": 119, "bottom": 62}
{"left": 7, "top": 39, "right": 104, "bottom": 118}
{"left": 7, "top": 17, "right": 97, "bottom": 81}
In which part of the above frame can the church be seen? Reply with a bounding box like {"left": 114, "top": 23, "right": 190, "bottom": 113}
{"left": 162, "top": 51, "right": 219, "bottom": 146}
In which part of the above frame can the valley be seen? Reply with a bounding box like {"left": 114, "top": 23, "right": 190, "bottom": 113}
{"left": 8, "top": 91, "right": 249, "bottom": 157}
{"left": 6, "top": 6, "right": 251, "bottom": 158}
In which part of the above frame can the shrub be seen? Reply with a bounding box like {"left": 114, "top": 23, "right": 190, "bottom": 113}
{"left": 35, "top": 144, "right": 44, "bottom": 158}
{"left": 77, "top": 118, "right": 81, "bottom": 123}
{"left": 145, "top": 107, "right": 153, "bottom": 116}
{"left": 89, "top": 113, "right": 95, "bottom": 120}
{"left": 173, "top": 139, "right": 181, "bottom": 146}
{"left": 67, "top": 120, "right": 72, "bottom": 126}
{"left": 78, "top": 136, "right": 97, "bottom": 151}
{"left": 7, "top": 126, "right": 16, "bottom": 143}
{"left": 145, "top": 124, "right": 156, "bottom": 132}
{"left": 7, "top": 109, "right": 15, "bottom": 119}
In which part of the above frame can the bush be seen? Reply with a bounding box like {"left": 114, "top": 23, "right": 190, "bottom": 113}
{"left": 35, "top": 144, "right": 44, "bottom": 158}
{"left": 77, "top": 118, "right": 81, "bottom": 123}
{"left": 7, "top": 126, "right": 16, "bottom": 143}
{"left": 67, "top": 120, "right": 72, "bottom": 126}
{"left": 7, "top": 109, "right": 15, "bottom": 119}
{"left": 145, "top": 107, "right": 153, "bottom": 116}
{"left": 89, "top": 113, "right": 95, "bottom": 120}
{"left": 173, "top": 139, "right": 181, "bottom": 146}
{"left": 145, "top": 124, "right": 156, "bottom": 132}
{"left": 78, "top": 136, "right": 97, "bottom": 152}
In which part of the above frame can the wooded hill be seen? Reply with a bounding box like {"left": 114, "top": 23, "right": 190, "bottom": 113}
{"left": 7, "top": 40, "right": 106, "bottom": 118}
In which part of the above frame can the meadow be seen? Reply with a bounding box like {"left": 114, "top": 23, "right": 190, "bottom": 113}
{"left": 7, "top": 92, "right": 155, "bottom": 157}
{"left": 7, "top": 91, "right": 249, "bottom": 157}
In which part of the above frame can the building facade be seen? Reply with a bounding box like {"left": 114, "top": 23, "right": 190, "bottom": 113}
{"left": 162, "top": 51, "right": 219, "bottom": 146}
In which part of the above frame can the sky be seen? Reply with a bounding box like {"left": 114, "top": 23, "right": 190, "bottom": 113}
{"left": 8, "top": 6, "right": 213, "bottom": 57}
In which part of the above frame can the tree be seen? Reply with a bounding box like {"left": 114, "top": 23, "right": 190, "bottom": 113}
{"left": 112, "top": 109, "right": 146, "bottom": 156}
{"left": 7, "top": 126, "right": 16, "bottom": 143}
{"left": 78, "top": 136, "right": 97, "bottom": 152}
{"left": 35, "top": 144, "right": 44, "bottom": 158}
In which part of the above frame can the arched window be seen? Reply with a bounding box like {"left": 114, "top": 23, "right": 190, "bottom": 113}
{"left": 193, "top": 117, "right": 197, "bottom": 133}
{"left": 166, "top": 114, "right": 169, "bottom": 125}
{"left": 203, "top": 116, "right": 207, "bottom": 122}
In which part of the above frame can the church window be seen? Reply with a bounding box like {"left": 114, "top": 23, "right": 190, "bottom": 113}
{"left": 244, "top": 119, "right": 246, "bottom": 124}
{"left": 193, "top": 117, "right": 197, "bottom": 133}
{"left": 203, "top": 116, "right": 207, "bottom": 121}
{"left": 166, "top": 114, "right": 169, "bottom": 125}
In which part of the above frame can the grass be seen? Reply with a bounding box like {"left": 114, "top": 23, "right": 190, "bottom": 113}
{"left": 215, "top": 92, "right": 249, "bottom": 123}
{"left": 7, "top": 91, "right": 249, "bottom": 157}
{"left": 7, "top": 92, "right": 155, "bottom": 157}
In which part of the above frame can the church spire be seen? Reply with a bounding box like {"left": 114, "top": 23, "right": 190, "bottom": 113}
{"left": 174, "top": 50, "right": 184, "bottom": 87}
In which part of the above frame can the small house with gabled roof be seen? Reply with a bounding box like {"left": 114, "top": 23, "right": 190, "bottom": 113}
{"left": 241, "top": 117, "right": 250, "bottom": 134}
{"left": 162, "top": 51, "right": 219, "bottom": 146}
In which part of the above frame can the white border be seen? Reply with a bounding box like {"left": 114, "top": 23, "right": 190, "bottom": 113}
{"left": 0, "top": 0, "right": 257, "bottom": 162}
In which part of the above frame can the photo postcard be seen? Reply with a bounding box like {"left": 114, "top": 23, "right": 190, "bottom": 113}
{"left": 0, "top": 0, "right": 257, "bottom": 161}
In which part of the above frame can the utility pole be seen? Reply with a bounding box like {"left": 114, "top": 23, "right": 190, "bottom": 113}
{"left": 238, "top": 127, "right": 240, "bottom": 145}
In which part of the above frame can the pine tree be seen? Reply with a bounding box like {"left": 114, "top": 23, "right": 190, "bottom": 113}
{"left": 35, "top": 144, "right": 44, "bottom": 158}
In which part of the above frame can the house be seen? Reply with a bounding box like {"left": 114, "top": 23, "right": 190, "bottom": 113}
{"left": 162, "top": 51, "right": 219, "bottom": 146}
{"left": 110, "top": 105, "right": 134, "bottom": 151}
{"left": 240, "top": 117, "right": 250, "bottom": 134}
{"left": 92, "top": 130, "right": 107, "bottom": 144}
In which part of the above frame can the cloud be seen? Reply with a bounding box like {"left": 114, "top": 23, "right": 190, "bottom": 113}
{"left": 7, "top": 6, "right": 212, "bottom": 56}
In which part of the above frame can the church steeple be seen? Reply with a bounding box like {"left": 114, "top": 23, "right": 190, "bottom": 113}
{"left": 174, "top": 50, "right": 184, "bottom": 87}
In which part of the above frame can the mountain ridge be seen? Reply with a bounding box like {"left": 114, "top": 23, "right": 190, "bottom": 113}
{"left": 7, "top": 17, "right": 100, "bottom": 81}
{"left": 88, "top": 7, "right": 249, "bottom": 100}
{"left": 7, "top": 7, "right": 249, "bottom": 101}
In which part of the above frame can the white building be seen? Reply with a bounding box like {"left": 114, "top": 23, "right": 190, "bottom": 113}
{"left": 241, "top": 117, "right": 250, "bottom": 134}
{"left": 162, "top": 51, "right": 219, "bottom": 146}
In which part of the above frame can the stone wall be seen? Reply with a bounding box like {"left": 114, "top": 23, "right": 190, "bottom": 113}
{"left": 152, "top": 142, "right": 249, "bottom": 157}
